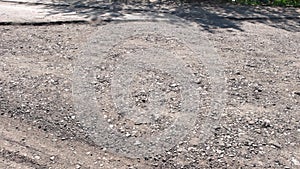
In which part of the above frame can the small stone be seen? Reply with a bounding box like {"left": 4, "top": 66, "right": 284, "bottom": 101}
{"left": 216, "top": 149, "right": 223, "bottom": 154}
{"left": 194, "top": 79, "right": 202, "bottom": 84}
{"left": 153, "top": 114, "right": 160, "bottom": 121}
{"left": 187, "top": 147, "right": 196, "bottom": 151}
{"left": 291, "top": 157, "right": 300, "bottom": 166}
{"left": 75, "top": 164, "right": 81, "bottom": 169}
{"left": 132, "top": 131, "right": 138, "bottom": 136}
{"left": 189, "top": 137, "right": 200, "bottom": 146}
{"left": 152, "top": 163, "right": 159, "bottom": 167}
{"left": 269, "top": 140, "right": 282, "bottom": 149}
{"left": 134, "top": 140, "right": 141, "bottom": 146}
{"left": 34, "top": 155, "right": 40, "bottom": 160}
{"left": 248, "top": 120, "right": 255, "bottom": 125}
{"left": 170, "top": 83, "right": 179, "bottom": 87}
{"left": 213, "top": 125, "right": 221, "bottom": 130}
{"left": 50, "top": 156, "right": 55, "bottom": 161}
{"left": 254, "top": 129, "right": 261, "bottom": 133}
{"left": 177, "top": 147, "right": 186, "bottom": 153}
{"left": 219, "top": 141, "right": 225, "bottom": 147}
{"left": 262, "top": 119, "right": 271, "bottom": 127}
{"left": 226, "top": 143, "right": 232, "bottom": 148}
{"left": 134, "top": 121, "right": 143, "bottom": 125}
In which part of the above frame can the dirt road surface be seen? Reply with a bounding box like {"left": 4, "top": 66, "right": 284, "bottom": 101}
{"left": 0, "top": 1, "right": 300, "bottom": 168}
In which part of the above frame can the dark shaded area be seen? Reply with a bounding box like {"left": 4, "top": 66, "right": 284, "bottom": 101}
{"left": 42, "top": 0, "right": 300, "bottom": 32}
{"left": 4, "top": 0, "right": 300, "bottom": 31}
{"left": 0, "top": 148, "right": 49, "bottom": 169}
{"left": 0, "top": 20, "right": 87, "bottom": 26}
{"left": 224, "top": 0, "right": 300, "bottom": 7}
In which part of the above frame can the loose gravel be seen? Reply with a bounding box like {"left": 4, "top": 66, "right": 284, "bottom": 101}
{"left": 0, "top": 19, "right": 299, "bottom": 168}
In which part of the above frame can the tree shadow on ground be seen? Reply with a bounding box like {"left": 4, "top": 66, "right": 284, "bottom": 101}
{"left": 42, "top": 0, "right": 299, "bottom": 32}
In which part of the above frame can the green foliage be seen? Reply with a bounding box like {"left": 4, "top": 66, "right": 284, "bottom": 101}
{"left": 230, "top": 0, "right": 300, "bottom": 6}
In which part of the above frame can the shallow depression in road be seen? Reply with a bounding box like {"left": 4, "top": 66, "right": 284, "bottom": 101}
{"left": 73, "top": 22, "right": 226, "bottom": 158}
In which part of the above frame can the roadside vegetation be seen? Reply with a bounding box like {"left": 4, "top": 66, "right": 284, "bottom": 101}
{"left": 229, "top": 0, "right": 300, "bottom": 7}
{"left": 179, "top": 0, "right": 300, "bottom": 7}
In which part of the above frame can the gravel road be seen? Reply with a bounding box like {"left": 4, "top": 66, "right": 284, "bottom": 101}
{"left": 0, "top": 16, "right": 299, "bottom": 168}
